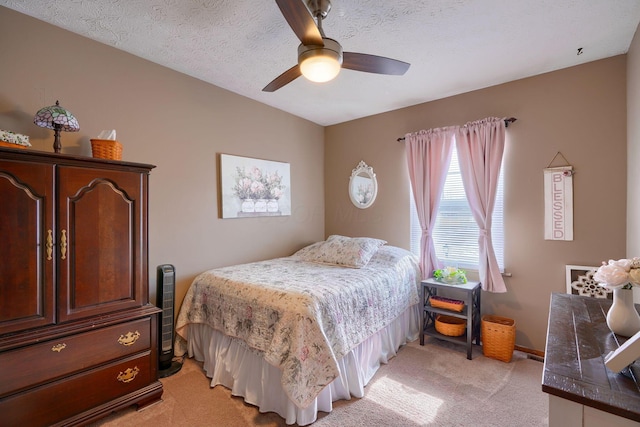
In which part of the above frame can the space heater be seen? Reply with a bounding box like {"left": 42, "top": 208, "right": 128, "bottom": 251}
{"left": 157, "top": 264, "right": 182, "bottom": 378}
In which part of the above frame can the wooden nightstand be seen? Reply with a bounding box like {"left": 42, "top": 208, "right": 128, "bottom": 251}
{"left": 420, "top": 278, "right": 481, "bottom": 359}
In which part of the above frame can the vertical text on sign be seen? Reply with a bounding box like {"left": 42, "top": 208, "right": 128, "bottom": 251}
{"left": 544, "top": 167, "right": 573, "bottom": 241}
{"left": 552, "top": 173, "right": 564, "bottom": 239}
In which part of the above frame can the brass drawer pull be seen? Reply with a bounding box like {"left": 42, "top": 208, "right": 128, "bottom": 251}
{"left": 46, "top": 229, "right": 53, "bottom": 260}
{"left": 52, "top": 343, "right": 66, "bottom": 352}
{"left": 117, "top": 331, "right": 141, "bottom": 346}
{"left": 60, "top": 229, "right": 67, "bottom": 260}
{"left": 117, "top": 366, "right": 140, "bottom": 383}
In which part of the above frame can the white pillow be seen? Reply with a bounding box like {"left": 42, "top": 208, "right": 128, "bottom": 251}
{"left": 294, "top": 235, "right": 387, "bottom": 268}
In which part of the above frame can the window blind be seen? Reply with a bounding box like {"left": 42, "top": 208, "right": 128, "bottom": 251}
{"left": 410, "top": 145, "right": 504, "bottom": 271}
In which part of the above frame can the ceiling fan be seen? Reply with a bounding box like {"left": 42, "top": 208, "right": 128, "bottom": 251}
{"left": 263, "top": 0, "right": 411, "bottom": 92}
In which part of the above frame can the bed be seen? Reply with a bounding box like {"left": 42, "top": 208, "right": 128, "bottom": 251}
{"left": 174, "top": 235, "right": 421, "bottom": 425}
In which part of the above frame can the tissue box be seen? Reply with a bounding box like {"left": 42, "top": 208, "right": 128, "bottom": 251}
{"left": 91, "top": 139, "right": 122, "bottom": 160}
{"left": 0, "top": 129, "right": 31, "bottom": 147}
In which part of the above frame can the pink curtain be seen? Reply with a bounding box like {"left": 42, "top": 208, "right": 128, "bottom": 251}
{"left": 455, "top": 117, "right": 507, "bottom": 293}
{"left": 405, "top": 127, "right": 455, "bottom": 278}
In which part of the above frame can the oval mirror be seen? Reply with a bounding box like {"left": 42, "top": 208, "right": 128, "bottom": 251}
{"left": 349, "top": 160, "right": 377, "bottom": 209}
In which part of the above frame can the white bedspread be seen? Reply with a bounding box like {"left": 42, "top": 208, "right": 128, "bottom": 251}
{"left": 175, "top": 245, "right": 420, "bottom": 408}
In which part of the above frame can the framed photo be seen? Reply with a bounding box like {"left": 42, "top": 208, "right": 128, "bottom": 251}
{"left": 219, "top": 154, "right": 291, "bottom": 219}
{"left": 565, "top": 264, "right": 611, "bottom": 299}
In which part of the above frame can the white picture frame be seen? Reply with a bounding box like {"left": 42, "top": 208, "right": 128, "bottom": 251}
{"left": 348, "top": 160, "right": 377, "bottom": 209}
{"left": 565, "top": 264, "right": 611, "bottom": 299}
{"left": 219, "top": 154, "right": 291, "bottom": 219}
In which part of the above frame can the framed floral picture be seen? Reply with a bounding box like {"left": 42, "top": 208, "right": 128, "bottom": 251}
{"left": 565, "top": 264, "right": 612, "bottom": 299}
{"left": 219, "top": 154, "right": 291, "bottom": 218}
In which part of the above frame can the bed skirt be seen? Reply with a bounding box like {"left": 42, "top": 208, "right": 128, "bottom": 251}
{"left": 185, "top": 304, "right": 420, "bottom": 426}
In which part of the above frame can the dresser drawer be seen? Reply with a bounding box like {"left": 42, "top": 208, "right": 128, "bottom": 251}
{"left": 1, "top": 352, "right": 154, "bottom": 427}
{"left": 0, "top": 317, "right": 151, "bottom": 398}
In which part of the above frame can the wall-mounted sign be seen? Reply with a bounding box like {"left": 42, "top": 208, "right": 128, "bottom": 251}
{"left": 544, "top": 166, "right": 574, "bottom": 241}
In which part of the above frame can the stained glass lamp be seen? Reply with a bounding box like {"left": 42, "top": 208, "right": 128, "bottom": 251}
{"left": 34, "top": 100, "right": 79, "bottom": 153}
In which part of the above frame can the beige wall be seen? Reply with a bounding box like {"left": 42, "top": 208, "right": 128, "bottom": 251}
{"left": 326, "top": 57, "right": 628, "bottom": 351}
{"left": 629, "top": 24, "right": 640, "bottom": 257}
{"left": 0, "top": 7, "right": 325, "bottom": 308}
{"left": 1, "top": 6, "right": 632, "bottom": 352}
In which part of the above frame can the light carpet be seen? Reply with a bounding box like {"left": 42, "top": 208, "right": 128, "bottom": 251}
{"left": 91, "top": 338, "right": 548, "bottom": 426}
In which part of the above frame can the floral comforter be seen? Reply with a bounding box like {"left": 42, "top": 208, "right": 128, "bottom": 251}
{"left": 174, "top": 245, "right": 420, "bottom": 408}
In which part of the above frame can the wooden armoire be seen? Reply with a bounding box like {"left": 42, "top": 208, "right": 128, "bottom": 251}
{"left": 0, "top": 147, "right": 163, "bottom": 426}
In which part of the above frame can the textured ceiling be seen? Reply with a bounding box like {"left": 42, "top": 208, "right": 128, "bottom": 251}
{"left": 2, "top": 1, "right": 640, "bottom": 126}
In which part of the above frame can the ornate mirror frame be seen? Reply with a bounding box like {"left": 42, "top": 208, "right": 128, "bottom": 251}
{"left": 349, "top": 160, "right": 378, "bottom": 209}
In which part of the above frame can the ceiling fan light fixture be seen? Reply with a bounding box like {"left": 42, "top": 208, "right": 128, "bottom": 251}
{"left": 298, "top": 39, "right": 343, "bottom": 83}
{"left": 263, "top": 1, "right": 409, "bottom": 92}
{"left": 300, "top": 53, "right": 341, "bottom": 82}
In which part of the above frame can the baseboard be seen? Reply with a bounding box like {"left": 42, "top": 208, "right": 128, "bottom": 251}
{"left": 515, "top": 345, "right": 545, "bottom": 359}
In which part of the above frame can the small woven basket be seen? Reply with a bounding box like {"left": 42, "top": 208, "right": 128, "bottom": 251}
{"left": 481, "top": 315, "right": 516, "bottom": 362}
{"left": 430, "top": 295, "right": 465, "bottom": 312}
{"left": 435, "top": 314, "right": 466, "bottom": 336}
{"left": 91, "top": 139, "right": 122, "bottom": 160}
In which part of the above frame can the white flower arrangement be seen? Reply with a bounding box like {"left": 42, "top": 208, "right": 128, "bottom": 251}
{"left": 232, "top": 166, "right": 285, "bottom": 200}
{"left": 356, "top": 183, "right": 373, "bottom": 204}
{"left": 593, "top": 258, "right": 640, "bottom": 290}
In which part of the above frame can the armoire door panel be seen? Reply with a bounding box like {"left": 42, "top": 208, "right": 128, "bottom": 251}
{"left": 71, "top": 181, "right": 134, "bottom": 305}
{"left": 57, "top": 166, "right": 144, "bottom": 322}
{"left": 0, "top": 160, "right": 55, "bottom": 335}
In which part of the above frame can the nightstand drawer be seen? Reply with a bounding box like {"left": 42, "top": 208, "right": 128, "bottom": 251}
{"left": 0, "top": 352, "right": 153, "bottom": 427}
{"left": 0, "top": 317, "right": 151, "bottom": 398}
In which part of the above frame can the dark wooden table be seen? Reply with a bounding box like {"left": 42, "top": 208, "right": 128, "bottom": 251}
{"left": 543, "top": 293, "right": 640, "bottom": 423}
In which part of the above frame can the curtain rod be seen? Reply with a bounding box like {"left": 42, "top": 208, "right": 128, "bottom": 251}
{"left": 396, "top": 117, "right": 517, "bottom": 142}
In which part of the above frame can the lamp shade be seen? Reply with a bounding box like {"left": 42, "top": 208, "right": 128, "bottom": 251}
{"left": 34, "top": 100, "right": 79, "bottom": 132}
{"left": 34, "top": 100, "right": 79, "bottom": 153}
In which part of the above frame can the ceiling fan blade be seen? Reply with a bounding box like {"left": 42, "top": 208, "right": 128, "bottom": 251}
{"left": 262, "top": 65, "right": 302, "bottom": 92}
{"left": 342, "top": 52, "right": 410, "bottom": 75}
{"left": 275, "top": 0, "right": 323, "bottom": 46}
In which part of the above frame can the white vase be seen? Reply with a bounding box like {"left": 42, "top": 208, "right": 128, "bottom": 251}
{"left": 254, "top": 199, "right": 267, "bottom": 213}
{"left": 267, "top": 199, "right": 279, "bottom": 213}
{"left": 606, "top": 287, "right": 640, "bottom": 337}
{"left": 241, "top": 199, "right": 255, "bottom": 213}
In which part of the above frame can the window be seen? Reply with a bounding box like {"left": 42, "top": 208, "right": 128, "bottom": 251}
{"left": 410, "top": 144, "right": 504, "bottom": 271}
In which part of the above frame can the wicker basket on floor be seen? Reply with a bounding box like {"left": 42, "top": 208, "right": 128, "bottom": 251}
{"left": 91, "top": 139, "right": 122, "bottom": 160}
{"left": 481, "top": 315, "right": 516, "bottom": 362}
